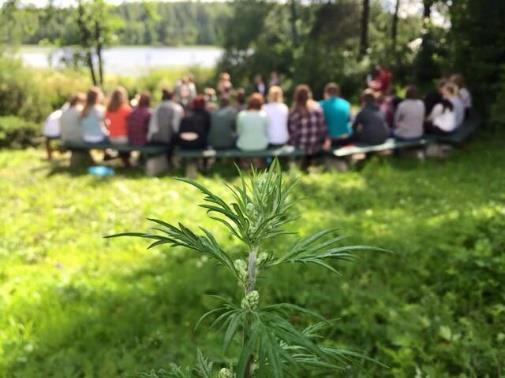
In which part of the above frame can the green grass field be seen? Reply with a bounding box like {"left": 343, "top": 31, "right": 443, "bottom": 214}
{"left": 1, "top": 136, "right": 504, "bottom": 377}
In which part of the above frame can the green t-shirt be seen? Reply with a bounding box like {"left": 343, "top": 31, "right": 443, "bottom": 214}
{"left": 236, "top": 110, "right": 269, "bottom": 151}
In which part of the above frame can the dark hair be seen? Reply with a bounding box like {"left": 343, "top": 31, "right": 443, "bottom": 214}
{"left": 69, "top": 92, "right": 85, "bottom": 107}
{"left": 138, "top": 91, "right": 151, "bottom": 107}
{"left": 292, "top": 84, "right": 311, "bottom": 113}
{"left": 82, "top": 87, "right": 102, "bottom": 117}
{"left": 324, "top": 82, "right": 340, "bottom": 97}
{"left": 236, "top": 88, "right": 246, "bottom": 105}
{"left": 161, "top": 88, "right": 174, "bottom": 101}
{"left": 405, "top": 85, "right": 418, "bottom": 100}
{"left": 362, "top": 89, "right": 376, "bottom": 105}
{"left": 440, "top": 98, "right": 454, "bottom": 112}
{"left": 220, "top": 96, "right": 230, "bottom": 108}
{"left": 192, "top": 95, "right": 206, "bottom": 110}
{"left": 247, "top": 93, "right": 264, "bottom": 110}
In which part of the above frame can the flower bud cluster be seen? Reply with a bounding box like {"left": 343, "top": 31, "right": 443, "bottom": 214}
{"left": 241, "top": 290, "right": 260, "bottom": 310}
{"left": 234, "top": 259, "right": 247, "bottom": 282}
{"left": 218, "top": 367, "right": 233, "bottom": 378}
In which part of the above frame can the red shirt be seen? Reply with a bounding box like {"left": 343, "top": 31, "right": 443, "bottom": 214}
{"left": 106, "top": 105, "right": 132, "bottom": 138}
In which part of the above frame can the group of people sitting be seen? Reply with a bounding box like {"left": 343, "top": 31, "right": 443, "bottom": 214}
{"left": 44, "top": 70, "right": 472, "bottom": 167}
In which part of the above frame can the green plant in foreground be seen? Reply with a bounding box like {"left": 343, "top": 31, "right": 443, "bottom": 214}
{"left": 107, "top": 161, "right": 382, "bottom": 377}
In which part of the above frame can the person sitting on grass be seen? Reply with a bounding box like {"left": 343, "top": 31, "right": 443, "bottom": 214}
{"left": 351, "top": 89, "right": 389, "bottom": 145}
{"left": 81, "top": 87, "right": 108, "bottom": 144}
{"left": 426, "top": 84, "right": 457, "bottom": 135}
{"left": 263, "top": 86, "right": 289, "bottom": 147}
{"left": 127, "top": 91, "right": 151, "bottom": 147}
{"left": 236, "top": 93, "right": 269, "bottom": 152}
{"left": 393, "top": 85, "right": 425, "bottom": 141}
{"left": 148, "top": 88, "right": 184, "bottom": 147}
{"left": 60, "top": 92, "right": 86, "bottom": 144}
{"left": 288, "top": 84, "right": 329, "bottom": 168}
{"left": 177, "top": 95, "right": 211, "bottom": 150}
{"left": 319, "top": 82, "right": 352, "bottom": 147}
{"left": 208, "top": 96, "right": 237, "bottom": 150}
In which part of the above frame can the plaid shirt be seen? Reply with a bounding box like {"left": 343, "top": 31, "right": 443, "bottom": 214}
{"left": 127, "top": 107, "right": 151, "bottom": 146}
{"left": 288, "top": 106, "right": 328, "bottom": 155}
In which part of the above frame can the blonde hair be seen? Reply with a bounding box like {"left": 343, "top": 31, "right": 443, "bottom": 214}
{"left": 444, "top": 83, "right": 459, "bottom": 97}
{"left": 268, "top": 86, "right": 283, "bottom": 103}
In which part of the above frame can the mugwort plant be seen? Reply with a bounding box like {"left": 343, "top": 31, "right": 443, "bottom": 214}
{"left": 108, "top": 161, "right": 382, "bottom": 377}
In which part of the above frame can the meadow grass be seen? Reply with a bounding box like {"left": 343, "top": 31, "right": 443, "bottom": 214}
{"left": 0, "top": 134, "right": 504, "bottom": 377}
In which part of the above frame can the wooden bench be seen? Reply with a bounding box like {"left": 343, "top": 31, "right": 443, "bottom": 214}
{"left": 331, "top": 138, "right": 427, "bottom": 158}
{"left": 331, "top": 114, "right": 481, "bottom": 161}
{"left": 62, "top": 141, "right": 171, "bottom": 174}
{"left": 174, "top": 145, "right": 306, "bottom": 177}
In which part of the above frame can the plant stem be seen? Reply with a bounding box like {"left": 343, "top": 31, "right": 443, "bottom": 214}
{"left": 246, "top": 247, "right": 257, "bottom": 294}
{"left": 244, "top": 247, "right": 258, "bottom": 377}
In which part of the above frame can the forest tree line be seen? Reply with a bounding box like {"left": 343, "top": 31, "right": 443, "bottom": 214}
{"left": 0, "top": 1, "right": 231, "bottom": 47}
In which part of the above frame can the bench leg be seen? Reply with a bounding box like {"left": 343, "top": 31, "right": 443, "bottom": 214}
{"left": 145, "top": 155, "right": 169, "bottom": 176}
{"left": 185, "top": 160, "right": 198, "bottom": 179}
{"left": 69, "top": 151, "right": 94, "bottom": 168}
{"left": 325, "top": 157, "right": 349, "bottom": 172}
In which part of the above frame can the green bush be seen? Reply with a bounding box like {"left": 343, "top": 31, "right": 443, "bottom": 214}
{"left": 0, "top": 116, "right": 40, "bottom": 148}
{"left": 490, "top": 67, "right": 505, "bottom": 130}
{"left": 0, "top": 56, "right": 214, "bottom": 125}
{"left": 0, "top": 56, "right": 90, "bottom": 123}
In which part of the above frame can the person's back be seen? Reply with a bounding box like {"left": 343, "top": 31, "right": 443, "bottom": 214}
{"left": 450, "top": 95, "right": 465, "bottom": 127}
{"left": 394, "top": 99, "right": 425, "bottom": 139}
{"left": 43, "top": 109, "right": 63, "bottom": 139}
{"left": 264, "top": 102, "right": 289, "bottom": 145}
{"left": 429, "top": 102, "right": 456, "bottom": 133}
{"left": 127, "top": 92, "right": 152, "bottom": 146}
{"left": 320, "top": 97, "right": 351, "bottom": 138}
{"left": 208, "top": 101, "right": 237, "bottom": 149}
{"left": 263, "top": 86, "right": 289, "bottom": 145}
{"left": 353, "top": 91, "right": 390, "bottom": 145}
{"left": 81, "top": 106, "right": 106, "bottom": 143}
{"left": 60, "top": 105, "right": 83, "bottom": 143}
{"left": 106, "top": 104, "right": 132, "bottom": 143}
{"left": 319, "top": 83, "right": 351, "bottom": 140}
{"left": 394, "top": 86, "right": 425, "bottom": 140}
{"left": 236, "top": 110, "right": 268, "bottom": 151}
{"left": 149, "top": 95, "right": 184, "bottom": 145}
{"left": 178, "top": 109, "right": 211, "bottom": 150}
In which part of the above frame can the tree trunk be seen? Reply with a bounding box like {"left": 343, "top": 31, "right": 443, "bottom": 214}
{"left": 95, "top": 20, "right": 104, "bottom": 86}
{"left": 391, "top": 0, "right": 401, "bottom": 57}
{"left": 77, "top": 0, "right": 97, "bottom": 85}
{"left": 86, "top": 51, "right": 97, "bottom": 86}
{"left": 359, "top": 0, "right": 370, "bottom": 58}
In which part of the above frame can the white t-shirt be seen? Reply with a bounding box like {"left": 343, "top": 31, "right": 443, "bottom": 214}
{"left": 394, "top": 99, "right": 425, "bottom": 139}
{"left": 459, "top": 87, "right": 472, "bottom": 109}
{"left": 43, "top": 109, "right": 63, "bottom": 137}
{"left": 263, "top": 102, "right": 289, "bottom": 145}
{"left": 429, "top": 103, "right": 457, "bottom": 132}
{"left": 450, "top": 96, "right": 465, "bottom": 126}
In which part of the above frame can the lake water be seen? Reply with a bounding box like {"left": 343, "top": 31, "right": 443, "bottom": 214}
{"left": 16, "top": 46, "right": 224, "bottom": 75}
